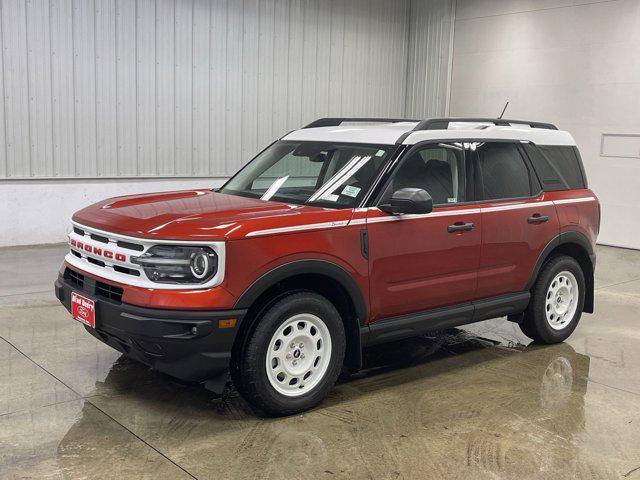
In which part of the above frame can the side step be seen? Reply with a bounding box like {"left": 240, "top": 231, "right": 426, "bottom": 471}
{"left": 362, "top": 292, "right": 530, "bottom": 346}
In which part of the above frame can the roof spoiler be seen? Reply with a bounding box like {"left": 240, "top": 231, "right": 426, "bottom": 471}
{"left": 303, "top": 117, "right": 420, "bottom": 128}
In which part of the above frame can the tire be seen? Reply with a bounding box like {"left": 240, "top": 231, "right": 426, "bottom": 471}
{"left": 519, "top": 255, "right": 585, "bottom": 344}
{"left": 231, "top": 291, "right": 346, "bottom": 416}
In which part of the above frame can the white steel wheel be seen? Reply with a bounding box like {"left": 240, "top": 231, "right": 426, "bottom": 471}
{"left": 545, "top": 271, "right": 579, "bottom": 330}
{"left": 265, "top": 313, "right": 332, "bottom": 397}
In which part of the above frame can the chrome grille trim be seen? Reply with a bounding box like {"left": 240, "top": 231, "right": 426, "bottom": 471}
{"left": 65, "top": 221, "right": 226, "bottom": 290}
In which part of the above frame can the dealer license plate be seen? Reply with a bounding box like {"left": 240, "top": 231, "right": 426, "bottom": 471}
{"left": 71, "top": 292, "right": 96, "bottom": 328}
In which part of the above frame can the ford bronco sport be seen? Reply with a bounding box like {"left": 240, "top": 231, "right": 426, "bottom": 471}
{"left": 55, "top": 117, "right": 599, "bottom": 416}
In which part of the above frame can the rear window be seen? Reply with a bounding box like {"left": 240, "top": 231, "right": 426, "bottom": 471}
{"left": 523, "top": 144, "right": 586, "bottom": 190}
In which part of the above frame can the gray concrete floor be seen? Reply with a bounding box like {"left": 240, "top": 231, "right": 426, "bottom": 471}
{"left": 1, "top": 244, "right": 640, "bottom": 479}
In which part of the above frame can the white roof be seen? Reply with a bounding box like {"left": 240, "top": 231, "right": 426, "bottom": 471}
{"left": 283, "top": 122, "right": 418, "bottom": 145}
{"left": 282, "top": 121, "right": 577, "bottom": 147}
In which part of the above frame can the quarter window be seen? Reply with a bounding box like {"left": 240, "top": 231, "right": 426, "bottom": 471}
{"left": 477, "top": 142, "right": 533, "bottom": 200}
{"left": 523, "top": 144, "right": 586, "bottom": 190}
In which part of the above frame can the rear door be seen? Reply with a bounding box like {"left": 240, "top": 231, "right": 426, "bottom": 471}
{"left": 366, "top": 142, "right": 481, "bottom": 321}
{"left": 474, "top": 141, "right": 559, "bottom": 299}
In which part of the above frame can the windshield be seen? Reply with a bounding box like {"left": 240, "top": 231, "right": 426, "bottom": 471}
{"left": 220, "top": 141, "right": 394, "bottom": 208}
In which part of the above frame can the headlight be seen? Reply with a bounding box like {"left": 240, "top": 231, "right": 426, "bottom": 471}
{"left": 131, "top": 245, "right": 218, "bottom": 284}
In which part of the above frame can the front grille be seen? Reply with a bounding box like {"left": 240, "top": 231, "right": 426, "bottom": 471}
{"left": 90, "top": 233, "right": 109, "bottom": 244}
{"left": 117, "top": 240, "right": 144, "bottom": 252}
{"left": 113, "top": 265, "right": 140, "bottom": 276}
{"left": 64, "top": 267, "right": 123, "bottom": 303}
{"left": 87, "top": 257, "right": 106, "bottom": 267}
{"left": 64, "top": 268, "right": 84, "bottom": 289}
{"left": 66, "top": 222, "right": 224, "bottom": 290}
{"left": 68, "top": 225, "right": 145, "bottom": 278}
{"left": 96, "top": 281, "right": 124, "bottom": 302}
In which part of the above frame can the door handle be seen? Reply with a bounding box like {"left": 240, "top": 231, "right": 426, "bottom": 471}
{"left": 448, "top": 222, "right": 474, "bottom": 233}
{"left": 528, "top": 214, "right": 549, "bottom": 224}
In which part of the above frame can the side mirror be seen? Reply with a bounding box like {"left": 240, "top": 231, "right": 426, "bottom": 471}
{"left": 379, "top": 188, "right": 433, "bottom": 215}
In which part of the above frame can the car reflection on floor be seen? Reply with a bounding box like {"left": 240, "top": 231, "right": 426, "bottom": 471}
{"left": 55, "top": 329, "right": 595, "bottom": 480}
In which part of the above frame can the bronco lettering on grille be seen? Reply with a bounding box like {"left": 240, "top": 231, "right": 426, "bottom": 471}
{"left": 70, "top": 239, "right": 126, "bottom": 262}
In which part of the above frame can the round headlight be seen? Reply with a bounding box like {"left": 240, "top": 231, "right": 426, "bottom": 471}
{"left": 132, "top": 245, "right": 218, "bottom": 284}
{"left": 190, "top": 251, "right": 210, "bottom": 279}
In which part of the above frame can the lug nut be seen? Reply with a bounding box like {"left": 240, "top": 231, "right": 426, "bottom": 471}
{"left": 293, "top": 360, "right": 297, "bottom": 366}
{"left": 300, "top": 353, "right": 305, "bottom": 359}
{"left": 299, "top": 343, "right": 304, "bottom": 348}
{"left": 286, "top": 353, "right": 292, "bottom": 359}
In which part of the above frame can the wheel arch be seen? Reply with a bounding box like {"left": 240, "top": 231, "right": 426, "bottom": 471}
{"left": 232, "top": 260, "right": 367, "bottom": 372}
{"left": 527, "top": 231, "right": 595, "bottom": 313}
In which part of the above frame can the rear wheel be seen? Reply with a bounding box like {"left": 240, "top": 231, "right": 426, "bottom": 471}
{"left": 232, "top": 291, "right": 346, "bottom": 416}
{"left": 520, "top": 255, "right": 585, "bottom": 344}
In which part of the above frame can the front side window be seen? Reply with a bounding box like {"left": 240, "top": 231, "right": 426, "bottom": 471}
{"left": 383, "top": 143, "right": 468, "bottom": 205}
{"left": 220, "top": 141, "right": 392, "bottom": 208}
{"left": 477, "top": 142, "right": 533, "bottom": 200}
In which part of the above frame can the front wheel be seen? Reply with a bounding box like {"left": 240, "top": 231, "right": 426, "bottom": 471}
{"left": 520, "top": 255, "right": 585, "bottom": 343}
{"left": 231, "top": 291, "right": 346, "bottom": 416}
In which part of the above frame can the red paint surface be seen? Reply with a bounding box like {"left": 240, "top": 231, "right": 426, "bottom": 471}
{"left": 65, "top": 188, "right": 599, "bottom": 323}
{"left": 366, "top": 204, "right": 482, "bottom": 319}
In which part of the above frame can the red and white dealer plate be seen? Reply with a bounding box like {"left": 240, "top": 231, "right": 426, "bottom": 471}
{"left": 71, "top": 292, "right": 96, "bottom": 328}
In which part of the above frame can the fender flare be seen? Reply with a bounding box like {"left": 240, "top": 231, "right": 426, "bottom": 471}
{"left": 526, "top": 231, "right": 596, "bottom": 312}
{"left": 233, "top": 259, "right": 368, "bottom": 325}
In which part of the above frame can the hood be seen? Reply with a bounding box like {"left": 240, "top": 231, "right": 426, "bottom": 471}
{"left": 72, "top": 189, "right": 352, "bottom": 241}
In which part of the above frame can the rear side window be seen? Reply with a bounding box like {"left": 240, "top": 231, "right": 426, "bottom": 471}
{"left": 477, "top": 142, "right": 533, "bottom": 200}
{"left": 523, "top": 144, "right": 586, "bottom": 190}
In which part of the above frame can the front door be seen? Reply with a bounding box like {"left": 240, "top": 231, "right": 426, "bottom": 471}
{"left": 366, "top": 143, "right": 481, "bottom": 321}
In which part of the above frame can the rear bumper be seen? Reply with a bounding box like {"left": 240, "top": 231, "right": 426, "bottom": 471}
{"left": 54, "top": 274, "right": 246, "bottom": 382}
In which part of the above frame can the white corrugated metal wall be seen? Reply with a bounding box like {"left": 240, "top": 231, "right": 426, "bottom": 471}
{"left": 0, "top": 0, "right": 418, "bottom": 179}
{"left": 0, "top": 0, "right": 455, "bottom": 247}
{"left": 405, "top": 0, "right": 455, "bottom": 118}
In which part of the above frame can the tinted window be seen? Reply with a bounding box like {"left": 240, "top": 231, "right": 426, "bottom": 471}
{"left": 387, "top": 144, "right": 467, "bottom": 205}
{"left": 477, "top": 142, "right": 532, "bottom": 200}
{"left": 523, "top": 144, "right": 586, "bottom": 190}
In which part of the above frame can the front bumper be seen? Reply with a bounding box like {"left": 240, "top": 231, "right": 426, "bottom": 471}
{"left": 54, "top": 273, "right": 246, "bottom": 382}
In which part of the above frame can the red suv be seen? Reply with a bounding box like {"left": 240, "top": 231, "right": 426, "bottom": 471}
{"left": 55, "top": 117, "right": 599, "bottom": 415}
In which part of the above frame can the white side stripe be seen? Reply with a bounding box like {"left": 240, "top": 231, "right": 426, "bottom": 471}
{"left": 245, "top": 197, "right": 597, "bottom": 235}
{"left": 553, "top": 196, "right": 596, "bottom": 205}
{"left": 365, "top": 208, "right": 481, "bottom": 224}
{"left": 348, "top": 218, "right": 368, "bottom": 226}
{"left": 482, "top": 201, "right": 554, "bottom": 213}
{"left": 346, "top": 197, "right": 596, "bottom": 226}
{"left": 245, "top": 220, "right": 349, "bottom": 237}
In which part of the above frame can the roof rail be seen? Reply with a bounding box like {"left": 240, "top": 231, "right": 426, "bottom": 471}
{"left": 303, "top": 117, "right": 420, "bottom": 129}
{"left": 412, "top": 117, "right": 558, "bottom": 131}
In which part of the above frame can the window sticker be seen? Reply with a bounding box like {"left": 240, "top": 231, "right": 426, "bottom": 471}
{"left": 309, "top": 155, "right": 371, "bottom": 202}
{"left": 375, "top": 149, "right": 385, "bottom": 157}
{"left": 260, "top": 175, "right": 289, "bottom": 201}
{"left": 341, "top": 185, "right": 361, "bottom": 198}
{"left": 447, "top": 197, "right": 457, "bottom": 203}
{"left": 320, "top": 193, "right": 339, "bottom": 202}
